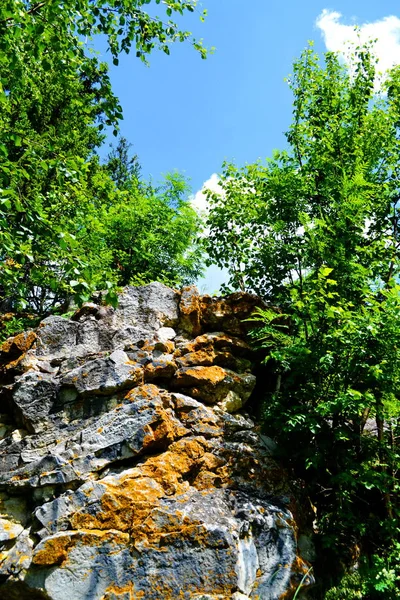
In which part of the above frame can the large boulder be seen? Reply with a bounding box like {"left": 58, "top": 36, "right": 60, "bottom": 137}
{"left": 0, "top": 284, "right": 314, "bottom": 599}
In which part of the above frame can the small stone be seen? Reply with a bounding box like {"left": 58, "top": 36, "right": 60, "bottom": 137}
{"left": 218, "top": 390, "right": 244, "bottom": 413}
{"left": 71, "top": 302, "right": 100, "bottom": 321}
{"left": 0, "top": 527, "right": 34, "bottom": 576}
{"left": 144, "top": 354, "right": 177, "bottom": 382}
{"left": 156, "top": 327, "right": 176, "bottom": 342}
{"left": 0, "top": 518, "right": 24, "bottom": 542}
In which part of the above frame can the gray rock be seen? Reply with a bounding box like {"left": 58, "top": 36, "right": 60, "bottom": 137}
{"left": 76, "top": 318, "right": 101, "bottom": 351}
{"left": 61, "top": 350, "right": 143, "bottom": 397}
{"left": 0, "top": 284, "right": 313, "bottom": 599}
{"left": 0, "top": 492, "right": 29, "bottom": 526}
{"left": 0, "top": 527, "right": 34, "bottom": 577}
{"left": 112, "top": 282, "right": 180, "bottom": 330}
{"left": 218, "top": 390, "right": 245, "bottom": 413}
{"left": 35, "top": 317, "right": 78, "bottom": 359}
{"left": 0, "top": 438, "right": 309, "bottom": 598}
{"left": 298, "top": 533, "right": 317, "bottom": 563}
{"left": 156, "top": 326, "right": 176, "bottom": 342}
{"left": 111, "top": 325, "right": 155, "bottom": 350}
{"left": 0, "top": 385, "right": 187, "bottom": 490}
{"left": 11, "top": 372, "right": 58, "bottom": 433}
{"left": 25, "top": 491, "right": 298, "bottom": 600}
{"left": 0, "top": 518, "right": 23, "bottom": 541}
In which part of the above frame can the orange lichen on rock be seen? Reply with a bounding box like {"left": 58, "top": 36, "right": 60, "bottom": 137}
{"left": 0, "top": 330, "right": 37, "bottom": 357}
{"left": 32, "top": 530, "right": 129, "bottom": 567}
{"left": 176, "top": 365, "right": 227, "bottom": 385}
{"left": 144, "top": 355, "right": 177, "bottom": 381}
{"left": 137, "top": 438, "right": 205, "bottom": 495}
{"left": 0, "top": 330, "right": 38, "bottom": 375}
{"left": 173, "top": 331, "right": 253, "bottom": 374}
{"left": 152, "top": 405, "right": 190, "bottom": 441}
{"left": 70, "top": 476, "right": 165, "bottom": 532}
{"left": 154, "top": 339, "right": 175, "bottom": 354}
{"left": 102, "top": 583, "right": 136, "bottom": 599}
{"left": 69, "top": 438, "right": 212, "bottom": 534}
{"left": 173, "top": 364, "right": 255, "bottom": 405}
{"left": 176, "top": 349, "right": 214, "bottom": 367}
{"left": 124, "top": 384, "right": 160, "bottom": 403}
{"left": 179, "top": 286, "right": 202, "bottom": 336}
{"left": 139, "top": 407, "right": 189, "bottom": 451}
{"left": 199, "top": 291, "right": 265, "bottom": 336}
{"left": 32, "top": 532, "right": 78, "bottom": 566}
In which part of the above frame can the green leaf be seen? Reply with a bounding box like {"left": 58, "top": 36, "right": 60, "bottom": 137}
{"left": 319, "top": 266, "right": 334, "bottom": 277}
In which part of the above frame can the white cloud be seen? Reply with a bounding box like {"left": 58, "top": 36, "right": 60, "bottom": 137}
{"left": 190, "top": 173, "right": 221, "bottom": 215}
{"left": 316, "top": 10, "right": 400, "bottom": 77}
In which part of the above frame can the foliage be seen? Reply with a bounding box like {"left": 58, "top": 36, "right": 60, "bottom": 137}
{"left": 79, "top": 148, "right": 204, "bottom": 291}
{"left": 0, "top": 313, "right": 41, "bottom": 343}
{"left": 325, "top": 540, "right": 400, "bottom": 599}
{"left": 101, "top": 173, "right": 204, "bottom": 288}
{"left": 324, "top": 572, "right": 367, "bottom": 600}
{"left": 0, "top": 0, "right": 207, "bottom": 312}
{"left": 0, "top": 0, "right": 208, "bottom": 85}
{"left": 204, "top": 43, "right": 400, "bottom": 595}
{"left": 246, "top": 307, "right": 292, "bottom": 351}
{"left": 0, "top": 128, "right": 204, "bottom": 312}
{"left": 105, "top": 137, "right": 142, "bottom": 190}
{"left": 205, "top": 44, "right": 400, "bottom": 302}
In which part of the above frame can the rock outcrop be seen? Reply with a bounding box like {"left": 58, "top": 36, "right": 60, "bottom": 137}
{"left": 0, "top": 284, "right": 313, "bottom": 599}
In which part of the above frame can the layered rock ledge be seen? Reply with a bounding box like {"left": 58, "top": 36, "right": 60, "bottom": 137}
{"left": 0, "top": 284, "right": 313, "bottom": 599}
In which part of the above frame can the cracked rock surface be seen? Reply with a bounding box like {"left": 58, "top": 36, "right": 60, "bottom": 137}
{"left": 0, "top": 283, "right": 313, "bottom": 599}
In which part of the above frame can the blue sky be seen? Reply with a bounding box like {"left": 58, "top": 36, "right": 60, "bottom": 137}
{"left": 97, "top": 0, "right": 400, "bottom": 291}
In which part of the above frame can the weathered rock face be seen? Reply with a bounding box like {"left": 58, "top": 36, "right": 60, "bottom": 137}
{"left": 0, "top": 283, "right": 313, "bottom": 599}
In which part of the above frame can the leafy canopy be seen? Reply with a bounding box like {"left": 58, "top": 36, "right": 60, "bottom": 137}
{"left": 0, "top": 0, "right": 206, "bottom": 311}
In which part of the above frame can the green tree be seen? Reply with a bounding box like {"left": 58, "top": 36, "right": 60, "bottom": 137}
{"left": 205, "top": 43, "right": 400, "bottom": 596}
{"left": 0, "top": 50, "right": 112, "bottom": 311}
{"left": 0, "top": 0, "right": 207, "bottom": 310}
{"left": 106, "top": 137, "right": 142, "bottom": 190}
{"left": 102, "top": 172, "right": 204, "bottom": 287}
{"left": 78, "top": 147, "right": 204, "bottom": 290}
